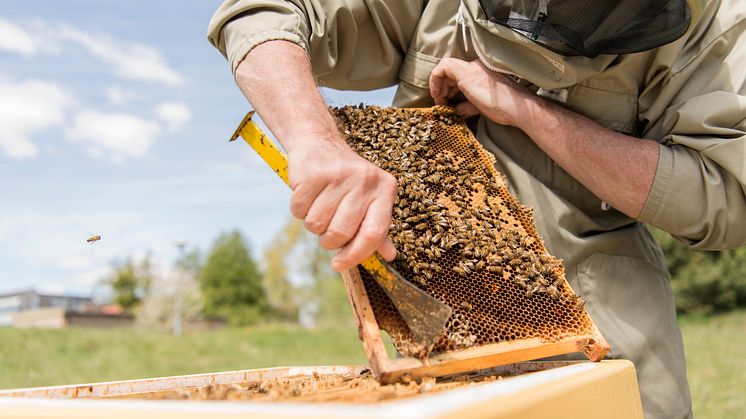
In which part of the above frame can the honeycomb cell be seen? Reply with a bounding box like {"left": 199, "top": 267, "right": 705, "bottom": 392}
{"left": 331, "top": 105, "right": 595, "bottom": 358}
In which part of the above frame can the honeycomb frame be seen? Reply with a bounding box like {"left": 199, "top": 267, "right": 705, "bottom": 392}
{"left": 336, "top": 106, "right": 610, "bottom": 384}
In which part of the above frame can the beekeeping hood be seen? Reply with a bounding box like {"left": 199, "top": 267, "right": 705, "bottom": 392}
{"left": 477, "top": 0, "right": 691, "bottom": 58}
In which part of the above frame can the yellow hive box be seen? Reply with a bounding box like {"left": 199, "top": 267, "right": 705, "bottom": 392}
{"left": 0, "top": 360, "right": 642, "bottom": 419}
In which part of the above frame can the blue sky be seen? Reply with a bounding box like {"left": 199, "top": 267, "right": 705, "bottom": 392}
{"left": 0, "top": 1, "right": 396, "bottom": 296}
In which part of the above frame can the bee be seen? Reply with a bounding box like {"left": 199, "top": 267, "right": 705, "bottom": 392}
{"left": 488, "top": 265, "right": 503, "bottom": 274}
{"left": 460, "top": 301, "right": 473, "bottom": 311}
{"left": 573, "top": 295, "right": 586, "bottom": 311}
{"left": 412, "top": 275, "right": 427, "bottom": 286}
{"left": 547, "top": 285, "right": 561, "bottom": 300}
{"left": 452, "top": 266, "right": 467, "bottom": 277}
{"left": 86, "top": 234, "right": 101, "bottom": 244}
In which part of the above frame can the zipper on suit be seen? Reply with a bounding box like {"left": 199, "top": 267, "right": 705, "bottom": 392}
{"left": 457, "top": 2, "right": 519, "bottom": 79}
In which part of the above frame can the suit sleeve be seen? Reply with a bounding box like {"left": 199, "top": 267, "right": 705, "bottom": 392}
{"left": 638, "top": 13, "right": 746, "bottom": 250}
{"left": 207, "top": 0, "right": 424, "bottom": 90}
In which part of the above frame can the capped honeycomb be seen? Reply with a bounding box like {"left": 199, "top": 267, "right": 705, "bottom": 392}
{"left": 331, "top": 105, "right": 597, "bottom": 358}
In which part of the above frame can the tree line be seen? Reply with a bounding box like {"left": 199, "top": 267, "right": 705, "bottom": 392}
{"left": 103, "top": 222, "right": 746, "bottom": 329}
{"left": 102, "top": 217, "right": 352, "bottom": 329}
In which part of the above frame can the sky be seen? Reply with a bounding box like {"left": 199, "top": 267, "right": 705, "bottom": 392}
{"left": 0, "top": 1, "right": 396, "bottom": 296}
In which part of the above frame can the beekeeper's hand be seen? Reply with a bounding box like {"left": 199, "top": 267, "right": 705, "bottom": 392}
{"left": 287, "top": 138, "right": 398, "bottom": 271}
{"left": 429, "top": 58, "right": 531, "bottom": 127}
{"left": 235, "top": 40, "right": 397, "bottom": 271}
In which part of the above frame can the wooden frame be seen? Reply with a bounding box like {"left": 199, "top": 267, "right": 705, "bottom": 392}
{"left": 341, "top": 268, "right": 610, "bottom": 384}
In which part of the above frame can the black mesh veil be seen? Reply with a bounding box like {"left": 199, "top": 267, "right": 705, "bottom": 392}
{"left": 478, "top": 0, "right": 691, "bottom": 57}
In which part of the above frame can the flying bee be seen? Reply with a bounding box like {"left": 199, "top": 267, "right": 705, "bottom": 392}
{"left": 86, "top": 233, "right": 101, "bottom": 244}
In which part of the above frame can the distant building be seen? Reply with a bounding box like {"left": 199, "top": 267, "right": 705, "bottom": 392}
{"left": 0, "top": 288, "right": 132, "bottom": 328}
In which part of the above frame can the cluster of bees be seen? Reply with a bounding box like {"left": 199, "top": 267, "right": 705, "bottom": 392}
{"left": 330, "top": 105, "right": 585, "bottom": 334}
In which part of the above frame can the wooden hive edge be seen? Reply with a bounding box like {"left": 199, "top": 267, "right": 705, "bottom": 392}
{"left": 341, "top": 267, "right": 611, "bottom": 384}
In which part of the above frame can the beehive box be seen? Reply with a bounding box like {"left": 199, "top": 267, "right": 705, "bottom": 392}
{"left": 0, "top": 361, "right": 642, "bottom": 419}
{"left": 330, "top": 106, "right": 609, "bottom": 382}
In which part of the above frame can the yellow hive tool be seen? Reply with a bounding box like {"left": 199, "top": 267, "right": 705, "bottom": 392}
{"left": 230, "top": 111, "right": 452, "bottom": 350}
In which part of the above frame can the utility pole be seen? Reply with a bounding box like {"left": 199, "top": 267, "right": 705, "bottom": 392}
{"left": 173, "top": 240, "right": 188, "bottom": 336}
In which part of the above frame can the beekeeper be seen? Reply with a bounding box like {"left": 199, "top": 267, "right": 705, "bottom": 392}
{"left": 208, "top": 1, "right": 746, "bottom": 417}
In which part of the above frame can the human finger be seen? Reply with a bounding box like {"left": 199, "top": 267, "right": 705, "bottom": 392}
{"left": 429, "top": 58, "right": 468, "bottom": 103}
{"left": 302, "top": 185, "right": 347, "bottom": 235}
{"left": 331, "top": 195, "right": 395, "bottom": 271}
{"left": 318, "top": 190, "right": 368, "bottom": 250}
{"left": 289, "top": 181, "right": 325, "bottom": 220}
{"left": 376, "top": 237, "right": 397, "bottom": 261}
{"left": 454, "top": 100, "right": 480, "bottom": 117}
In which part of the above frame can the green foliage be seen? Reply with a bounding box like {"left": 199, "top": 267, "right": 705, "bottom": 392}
{"left": 304, "top": 239, "right": 353, "bottom": 328}
{"left": 200, "top": 230, "right": 267, "bottom": 325}
{"left": 652, "top": 229, "right": 746, "bottom": 314}
{"left": 262, "top": 219, "right": 304, "bottom": 321}
{"left": 262, "top": 217, "right": 354, "bottom": 328}
{"left": 103, "top": 254, "right": 154, "bottom": 311}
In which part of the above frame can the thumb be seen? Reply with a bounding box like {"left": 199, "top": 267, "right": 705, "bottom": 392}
{"left": 455, "top": 100, "right": 479, "bottom": 117}
{"left": 376, "top": 237, "right": 397, "bottom": 262}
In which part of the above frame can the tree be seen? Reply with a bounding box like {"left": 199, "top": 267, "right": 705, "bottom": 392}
{"left": 103, "top": 254, "right": 154, "bottom": 312}
{"left": 200, "top": 230, "right": 267, "bottom": 326}
{"left": 262, "top": 218, "right": 304, "bottom": 321}
{"left": 136, "top": 247, "right": 203, "bottom": 332}
{"left": 304, "top": 240, "right": 353, "bottom": 328}
{"left": 262, "top": 216, "right": 354, "bottom": 327}
{"left": 652, "top": 228, "right": 746, "bottom": 314}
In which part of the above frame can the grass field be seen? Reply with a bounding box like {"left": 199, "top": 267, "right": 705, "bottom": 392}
{"left": 1, "top": 312, "right": 744, "bottom": 418}
{"left": 678, "top": 310, "right": 745, "bottom": 418}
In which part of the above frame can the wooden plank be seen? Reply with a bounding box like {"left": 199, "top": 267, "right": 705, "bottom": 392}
{"left": 0, "top": 366, "right": 363, "bottom": 399}
{"left": 376, "top": 335, "right": 608, "bottom": 384}
{"left": 340, "top": 268, "right": 390, "bottom": 377}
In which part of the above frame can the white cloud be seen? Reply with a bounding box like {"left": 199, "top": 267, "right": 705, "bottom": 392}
{"left": 0, "top": 80, "right": 73, "bottom": 159}
{"left": 155, "top": 102, "right": 192, "bottom": 131}
{"left": 0, "top": 19, "right": 37, "bottom": 55}
{"left": 67, "top": 110, "right": 161, "bottom": 161}
{"left": 58, "top": 25, "right": 186, "bottom": 86}
{"left": 105, "top": 86, "right": 138, "bottom": 105}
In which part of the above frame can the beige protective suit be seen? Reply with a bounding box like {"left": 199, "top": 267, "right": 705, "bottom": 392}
{"left": 208, "top": 1, "right": 746, "bottom": 417}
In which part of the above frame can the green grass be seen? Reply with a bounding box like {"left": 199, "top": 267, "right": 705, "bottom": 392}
{"left": 679, "top": 310, "right": 746, "bottom": 419}
{"left": 1, "top": 312, "right": 744, "bottom": 418}
{"left": 0, "top": 323, "right": 366, "bottom": 389}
